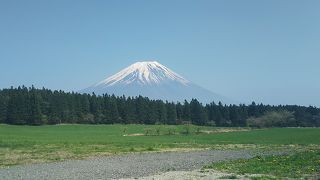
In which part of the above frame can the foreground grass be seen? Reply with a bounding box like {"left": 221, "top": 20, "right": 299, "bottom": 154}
{"left": 0, "top": 124, "right": 319, "bottom": 167}
{"left": 205, "top": 149, "right": 320, "bottom": 179}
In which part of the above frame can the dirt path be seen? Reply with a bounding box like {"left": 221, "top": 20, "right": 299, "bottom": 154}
{"left": 0, "top": 149, "right": 269, "bottom": 180}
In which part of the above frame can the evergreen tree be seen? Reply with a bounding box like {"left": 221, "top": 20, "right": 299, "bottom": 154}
{"left": 81, "top": 94, "right": 90, "bottom": 114}
{"left": 116, "top": 95, "right": 127, "bottom": 123}
{"left": 90, "top": 93, "right": 103, "bottom": 123}
{"left": 145, "top": 101, "right": 157, "bottom": 124}
{"left": 166, "top": 102, "right": 177, "bottom": 124}
{"left": 6, "top": 87, "right": 29, "bottom": 124}
{"left": 109, "top": 95, "right": 119, "bottom": 123}
{"left": 48, "top": 91, "right": 61, "bottom": 124}
{"left": 135, "top": 96, "right": 148, "bottom": 124}
{"left": 229, "top": 105, "right": 241, "bottom": 126}
{"left": 28, "top": 87, "right": 43, "bottom": 125}
{"left": 248, "top": 101, "right": 258, "bottom": 117}
{"left": 190, "top": 99, "right": 206, "bottom": 125}
{"left": 0, "top": 94, "right": 8, "bottom": 123}
{"left": 125, "top": 97, "right": 137, "bottom": 124}
{"left": 239, "top": 104, "right": 248, "bottom": 126}
{"left": 217, "top": 102, "right": 226, "bottom": 126}
{"left": 175, "top": 102, "right": 183, "bottom": 124}
{"left": 156, "top": 100, "right": 167, "bottom": 124}
{"left": 182, "top": 100, "right": 191, "bottom": 122}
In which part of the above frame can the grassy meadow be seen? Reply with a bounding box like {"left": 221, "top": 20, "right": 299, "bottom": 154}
{"left": 205, "top": 149, "right": 320, "bottom": 179}
{"left": 0, "top": 124, "right": 319, "bottom": 176}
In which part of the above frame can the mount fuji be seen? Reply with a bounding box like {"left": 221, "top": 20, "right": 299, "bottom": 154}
{"left": 80, "top": 61, "right": 231, "bottom": 104}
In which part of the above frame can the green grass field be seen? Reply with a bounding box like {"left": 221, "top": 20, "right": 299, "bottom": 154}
{"left": 0, "top": 124, "right": 319, "bottom": 169}
{"left": 205, "top": 149, "right": 320, "bottom": 179}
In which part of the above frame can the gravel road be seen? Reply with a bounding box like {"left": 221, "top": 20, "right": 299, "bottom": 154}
{"left": 0, "top": 149, "right": 267, "bottom": 180}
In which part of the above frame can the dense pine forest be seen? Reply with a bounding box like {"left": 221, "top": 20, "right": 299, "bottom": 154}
{"left": 0, "top": 86, "right": 319, "bottom": 127}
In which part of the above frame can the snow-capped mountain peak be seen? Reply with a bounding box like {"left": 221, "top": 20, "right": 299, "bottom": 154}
{"left": 81, "top": 60, "right": 232, "bottom": 104}
{"left": 95, "top": 61, "right": 189, "bottom": 86}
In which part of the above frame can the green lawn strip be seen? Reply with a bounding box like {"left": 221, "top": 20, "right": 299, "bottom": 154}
{"left": 204, "top": 149, "right": 320, "bottom": 178}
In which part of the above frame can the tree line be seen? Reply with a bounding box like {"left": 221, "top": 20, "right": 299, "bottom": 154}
{"left": 0, "top": 86, "right": 319, "bottom": 127}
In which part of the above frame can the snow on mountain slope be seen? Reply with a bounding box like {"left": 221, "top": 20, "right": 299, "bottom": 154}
{"left": 80, "top": 61, "right": 232, "bottom": 104}
{"left": 95, "top": 61, "right": 189, "bottom": 86}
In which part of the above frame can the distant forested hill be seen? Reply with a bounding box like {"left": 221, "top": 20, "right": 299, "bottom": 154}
{"left": 0, "top": 86, "right": 319, "bottom": 127}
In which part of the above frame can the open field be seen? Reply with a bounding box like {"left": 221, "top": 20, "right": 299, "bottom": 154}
{"left": 0, "top": 124, "right": 319, "bottom": 169}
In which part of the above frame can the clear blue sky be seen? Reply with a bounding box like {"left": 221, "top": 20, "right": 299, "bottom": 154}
{"left": 0, "top": 0, "right": 319, "bottom": 106}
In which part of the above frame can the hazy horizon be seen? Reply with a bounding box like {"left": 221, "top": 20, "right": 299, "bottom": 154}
{"left": 1, "top": 0, "right": 319, "bottom": 106}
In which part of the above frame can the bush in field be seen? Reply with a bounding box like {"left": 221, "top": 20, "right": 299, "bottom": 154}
{"left": 196, "top": 127, "right": 201, "bottom": 134}
{"left": 122, "top": 127, "right": 127, "bottom": 135}
{"left": 146, "top": 147, "right": 154, "bottom": 151}
{"left": 155, "top": 127, "right": 161, "bottom": 136}
{"left": 144, "top": 128, "right": 152, "bottom": 136}
{"left": 167, "top": 127, "right": 176, "bottom": 135}
{"left": 247, "top": 110, "right": 296, "bottom": 128}
{"left": 182, "top": 124, "right": 191, "bottom": 135}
